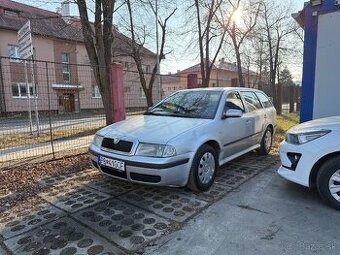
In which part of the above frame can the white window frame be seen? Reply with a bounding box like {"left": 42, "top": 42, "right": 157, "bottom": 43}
{"left": 12, "top": 83, "right": 37, "bottom": 99}
{"left": 8, "top": 45, "right": 20, "bottom": 62}
{"left": 142, "top": 64, "right": 150, "bottom": 74}
{"left": 4, "top": 10, "right": 19, "bottom": 17}
{"left": 140, "top": 87, "right": 146, "bottom": 98}
{"left": 61, "top": 52, "right": 71, "bottom": 82}
{"left": 92, "top": 85, "right": 101, "bottom": 98}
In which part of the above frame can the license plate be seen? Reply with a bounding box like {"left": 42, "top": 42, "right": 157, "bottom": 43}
{"left": 98, "top": 156, "right": 125, "bottom": 172}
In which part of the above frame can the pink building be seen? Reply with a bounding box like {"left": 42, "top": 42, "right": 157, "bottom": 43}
{"left": 0, "top": 0, "right": 159, "bottom": 116}
{"left": 161, "top": 59, "right": 259, "bottom": 97}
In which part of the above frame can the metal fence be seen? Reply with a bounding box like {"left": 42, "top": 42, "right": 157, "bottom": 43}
{"left": 0, "top": 56, "right": 300, "bottom": 169}
{"left": 0, "top": 56, "right": 157, "bottom": 169}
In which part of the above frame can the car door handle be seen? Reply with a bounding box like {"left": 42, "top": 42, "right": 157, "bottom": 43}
{"left": 264, "top": 114, "right": 267, "bottom": 119}
{"left": 246, "top": 120, "right": 251, "bottom": 125}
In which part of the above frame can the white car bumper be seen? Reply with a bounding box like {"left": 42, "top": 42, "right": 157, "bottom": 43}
{"left": 277, "top": 141, "right": 319, "bottom": 188}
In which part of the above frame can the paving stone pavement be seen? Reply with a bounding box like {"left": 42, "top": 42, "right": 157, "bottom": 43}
{"left": 0, "top": 152, "right": 279, "bottom": 254}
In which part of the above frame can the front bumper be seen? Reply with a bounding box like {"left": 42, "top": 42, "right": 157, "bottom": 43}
{"left": 89, "top": 144, "right": 193, "bottom": 187}
{"left": 277, "top": 141, "right": 319, "bottom": 187}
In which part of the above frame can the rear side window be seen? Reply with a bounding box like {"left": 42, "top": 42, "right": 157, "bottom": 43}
{"left": 225, "top": 91, "right": 245, "bottom": 112}
{"left": 255, "top": 92, "right": 273, "bottom": 108}
{"left": 240, "top": 91, "right": 263, "bottom": 112}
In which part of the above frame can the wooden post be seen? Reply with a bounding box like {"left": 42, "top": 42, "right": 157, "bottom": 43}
{"left": 277, "top": 84, "right": 283, "bottom": 115}
{"left": 289, "top": 85, "right": 295, "bottom": 113}
{"left": 187, "top": 74, "right": 198, "bottom": 89}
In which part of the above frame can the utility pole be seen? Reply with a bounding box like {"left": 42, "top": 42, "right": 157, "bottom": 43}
{"left": 155, "top": 0, "right": 161, "bottom": 101}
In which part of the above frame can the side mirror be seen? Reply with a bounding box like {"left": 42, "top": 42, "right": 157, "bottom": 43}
{"left": 223, "top": 109, "right": 243, "bottom": 119}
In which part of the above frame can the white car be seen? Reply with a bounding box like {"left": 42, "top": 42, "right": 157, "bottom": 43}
{"left": 89, "top": 88, "right": 276, "bottom": 191}
{"left": 278, "top": 116, "right": 340, "bottom": 210}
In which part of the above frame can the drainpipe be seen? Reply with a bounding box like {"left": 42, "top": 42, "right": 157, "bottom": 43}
{"left": 0, "top": 57, "right": 7, "bottom": 116}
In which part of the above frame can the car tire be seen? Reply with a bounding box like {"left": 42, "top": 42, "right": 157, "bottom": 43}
{"left": 257, "top": 127, "right": 273, "bottom": 155}
{"left": 187, "top": 144, "right": 217, "bottom": 192}
{"left": 316, "top": 156, "right": 340, "bottom": 210}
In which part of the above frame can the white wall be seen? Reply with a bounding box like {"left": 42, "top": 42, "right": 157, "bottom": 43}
{"left": 314, "top": 11, "right": 340, "bottom": 119}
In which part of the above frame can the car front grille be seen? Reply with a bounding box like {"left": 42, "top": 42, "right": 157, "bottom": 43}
{"left": 101, "top": 138, "right": 133, "bottom": 153}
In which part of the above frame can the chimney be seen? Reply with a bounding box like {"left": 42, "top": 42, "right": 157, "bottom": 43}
{"left": 61, "top": 0, "right": 70, "bottom": 22}
{"left": 56, "top": 7, "right": 62, "bottom": 15}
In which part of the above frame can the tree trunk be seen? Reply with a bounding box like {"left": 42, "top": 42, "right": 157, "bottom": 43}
{"left": 76, "top": 0, "right": 115, "bottom": 125}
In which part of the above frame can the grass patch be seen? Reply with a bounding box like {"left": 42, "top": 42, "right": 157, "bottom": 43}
{"left": 273, "top": 113, "right": 299, "bottom": 152}
{"left": 0, "top": 126, "right": 103, "bottom": 149}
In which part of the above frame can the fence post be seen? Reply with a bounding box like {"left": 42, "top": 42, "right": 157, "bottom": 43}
{"left": 187, "top": 74, "right": 198, "bottom": 89}
{"left": 295, "top": 86, "right": 301, "bottom": 112}
{"left": 289, "top": 85, "right": 295, "bottom": 113}
{"left": 231, "top": 78, "right": 239, "bottom": 87}
{"left": 277, "top": 84, "right": 283, "bottom": 115}
{"left": 110, "top": 63, "right": 125, "bottom": 122}
{"left": 45, "top": 62, "right": 55, "bottom": 158}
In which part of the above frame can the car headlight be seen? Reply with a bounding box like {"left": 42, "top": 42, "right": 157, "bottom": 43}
{"left": 285, "top": 130, "right": 331, "bottom": 145}
{"left": 135, "top": 143, "right": 176, "bottom": 157}
{"left": 92, "top": 134, "right": 104, "bottom": 148}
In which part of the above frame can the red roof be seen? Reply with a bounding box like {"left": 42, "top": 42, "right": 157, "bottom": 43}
{"left": 0, "top": 0, "right": 83, "bottom": 42}
{"left": 0, "top": 0, "right": 156, "bottom": 57}
{"left": 180, "top": 60, "right": 257, "bottom": 76}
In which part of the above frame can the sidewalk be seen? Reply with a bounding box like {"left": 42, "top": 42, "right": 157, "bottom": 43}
{"left": 148, "top": 166, "right": 339, "bottom": 255}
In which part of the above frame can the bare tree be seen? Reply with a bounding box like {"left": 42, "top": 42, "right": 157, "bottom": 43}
{"left": 125, "top": 0, "right": 176, "bottom": 107}
{"left": 193, "top": 0, "right": 232, "bottom": 87}
{"left": 76, "top": 0, "right": 115, "bottom": 125}
{"left": 226, "top": 0, "right": 260, "bottom": 87}
{"left": 259, "top": 0, "right": 297, "bottom": 109}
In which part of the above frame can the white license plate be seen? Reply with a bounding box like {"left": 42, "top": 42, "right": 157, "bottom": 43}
{"left": 98, "top": 156, "right": 125, "bottom": 172}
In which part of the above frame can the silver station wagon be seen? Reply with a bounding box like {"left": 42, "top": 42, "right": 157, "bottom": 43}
{"left": 89, "top": 88, "right": 276, "bottom": 191}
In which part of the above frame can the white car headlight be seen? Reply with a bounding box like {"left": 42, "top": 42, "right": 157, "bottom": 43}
{"left": 285, "top": 130, "right": 331, "bottom": 145}
{"left": 135, "top": 143, "right": 176, "bottom": 157}
{"left": 92, "top": 134, "right": 104, "bottom": 148}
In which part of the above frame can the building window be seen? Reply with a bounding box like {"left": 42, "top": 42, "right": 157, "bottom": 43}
{"left": 8, "top": 45, "right": 20, "bottom": 62}
{"left": 92, "top": 85, "right": 101, "bottom": 98}
{"left": 140, "top": 87, "right": 146, "bottom": 98}
{"left": 12, "top": 83, "right": 37, "bottom": 98}
{"left": 61, "top": 53, "right": 70, "bottom": 82}
{"left": 142, "top": 64, "right": 150, "bottom": 74}
{"left": 125, "top": 62, "right": 130, "bottom": 70}
{"left": 4, "top": 10, "right": 19, "bottom": 17}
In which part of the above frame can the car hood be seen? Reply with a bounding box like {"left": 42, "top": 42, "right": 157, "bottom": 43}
{"left": 289, "top": 116, "right": 340, "bottom": 133}
{"left": 97, "top": 115, "right": 211, "bottom": 144}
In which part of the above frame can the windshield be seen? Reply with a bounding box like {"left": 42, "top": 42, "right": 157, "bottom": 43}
{"left": 146, "top": 90, "right": 223, "bottom": 119}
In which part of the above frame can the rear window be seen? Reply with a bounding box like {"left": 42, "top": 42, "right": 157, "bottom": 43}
{"left": 255, "top": 92, "right": 273, "bottom": 108}
{"left": 240, "top": 91, "right": 263, "bottom": 112}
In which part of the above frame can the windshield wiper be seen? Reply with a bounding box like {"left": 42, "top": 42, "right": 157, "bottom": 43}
{"left": 144, "top": 111, "right": 164, "bottom": 116}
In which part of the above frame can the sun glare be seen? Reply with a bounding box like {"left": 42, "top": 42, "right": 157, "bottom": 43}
{"left": 231, "top": 7, "right": 243, "bottom": 26}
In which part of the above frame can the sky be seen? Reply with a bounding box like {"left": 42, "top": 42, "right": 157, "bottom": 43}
{"left": 16, "top": 0, "right": 307, "bottom": 81}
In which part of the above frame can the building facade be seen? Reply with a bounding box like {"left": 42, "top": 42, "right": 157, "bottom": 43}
{"left": 161, "top": 60, "right": 259, "bottom": 97}
{"left": 293, "top": 0, "right": 340, "bottom": 122}
{"left": 0, "top": 0, "right": 159, "bottom": 116}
